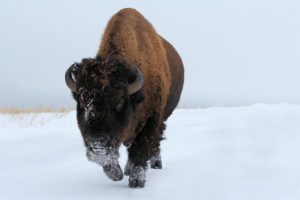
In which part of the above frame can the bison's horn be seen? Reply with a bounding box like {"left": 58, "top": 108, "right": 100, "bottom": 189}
{"left": 65, "top": 64, "right": 77, "bottom": 92}
{"left": 128, "top": 67, "right": 144, "bottom": 95}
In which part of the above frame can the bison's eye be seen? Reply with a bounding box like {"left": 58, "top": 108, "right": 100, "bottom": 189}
{"left": 116, "top": 99, "right": 125, "bottom": 112}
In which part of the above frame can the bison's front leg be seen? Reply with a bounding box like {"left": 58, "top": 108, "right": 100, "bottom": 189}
{"left": 125, "top": 150, "right": 162, "bottom": 176}
{"left": 127, "top": 134, "right": 148, "bottom": 188}
{"left": 86, "top": 147, "right": 123, "bottom": 181}
{"left": 103, "top": 159, "right": 123, "bottom": 181}
{"left": 126, "top": 117, "right": 162, "bottom": 188}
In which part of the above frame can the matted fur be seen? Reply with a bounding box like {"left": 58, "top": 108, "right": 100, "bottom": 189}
{"left": 67, "top": 8, "right": 184, "bottom": 188}
{"left": 98, "top": 8, "right": 171, "bottom": 130}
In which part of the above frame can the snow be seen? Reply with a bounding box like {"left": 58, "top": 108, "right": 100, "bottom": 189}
{"left": 1, "top": 104, "right": 300, "bottom": 200}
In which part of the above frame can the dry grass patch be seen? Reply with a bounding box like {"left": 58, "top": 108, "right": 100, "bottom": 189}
{"left": 0, "top": 107, "right": 72, "bottom": 115}
{"left": 0, "top": 108, "right": 73, "bottom": 127}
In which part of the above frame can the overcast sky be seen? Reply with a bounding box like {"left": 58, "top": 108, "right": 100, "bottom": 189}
{"left": 1, "top": 0, "right": 299, "bottom": 108}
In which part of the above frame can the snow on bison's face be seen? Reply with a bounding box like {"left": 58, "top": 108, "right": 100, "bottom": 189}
{"left": 65, "top": 56, "right": 144, "bottom": 167}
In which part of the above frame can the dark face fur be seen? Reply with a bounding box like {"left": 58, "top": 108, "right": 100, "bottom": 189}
{"left": 66, "top": 56, "right": 143, "bottom": 166}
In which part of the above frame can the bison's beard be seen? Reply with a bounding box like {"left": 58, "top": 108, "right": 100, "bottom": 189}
{"left": 85, "top": 144, "right": 123, "bottom": 181}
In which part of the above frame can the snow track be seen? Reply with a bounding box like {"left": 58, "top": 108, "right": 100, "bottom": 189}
{"left": 1, "top": 104, "right": 300, "bottom": 200}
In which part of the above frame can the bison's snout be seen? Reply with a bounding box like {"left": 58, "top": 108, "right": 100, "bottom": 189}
{"left": 85, "top": 135, "right": 120, "bottom": 172}
{"left": 88, "top": 136, "right": 109, "bottom": 149}
{"left": 85, "top": 131, "right": 114, "bottom": 148}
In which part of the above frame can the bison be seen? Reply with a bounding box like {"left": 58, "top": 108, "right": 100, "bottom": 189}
{"left": 65, "top": 8, "right": 184, "bottom": 188}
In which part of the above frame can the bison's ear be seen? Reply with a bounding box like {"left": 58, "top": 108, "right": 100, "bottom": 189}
{"left": 65, "top": 63, "right": 79, "bottom": 92}
{"left": 130, "top": 90, "right": 145, "bottom": 105}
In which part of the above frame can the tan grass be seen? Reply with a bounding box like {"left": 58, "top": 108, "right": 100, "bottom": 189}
{"left": 0, "top": 107, "right": 72, "bottom": 115}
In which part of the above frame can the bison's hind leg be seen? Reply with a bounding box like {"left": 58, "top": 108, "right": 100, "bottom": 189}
{"left": 150, "top": 151, "right": 162, "bottom": 169}
{"left": 124, "top": 158, "right": 133, "bottom": 176}
{"left": 150, "top": 122, "right": 165, "bottom": 169}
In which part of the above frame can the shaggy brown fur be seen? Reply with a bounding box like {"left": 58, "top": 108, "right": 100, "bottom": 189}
{"left": 98, "top": 8, "right": 171, "bottom": 128}
{"left": 97, "top": 8, "right": 184, "bottom": 187}
{"left": 66, "top": 8, "right": 184, "bottom": 188}
{"left": 98, "top": 8, "right": 184, "bottom": 142}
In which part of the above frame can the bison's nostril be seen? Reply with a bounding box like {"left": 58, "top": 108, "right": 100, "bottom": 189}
{"left": 99, "top": 136, "right": 107, "bottom": 143}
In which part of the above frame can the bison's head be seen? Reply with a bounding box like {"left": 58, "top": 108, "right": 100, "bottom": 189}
{"left": 65, "top": 56, "right": 144, "bottom": 167}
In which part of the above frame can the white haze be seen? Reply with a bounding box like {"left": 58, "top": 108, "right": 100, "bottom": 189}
{"left": 0, "top": 0, "right": 300, "bottom": 108}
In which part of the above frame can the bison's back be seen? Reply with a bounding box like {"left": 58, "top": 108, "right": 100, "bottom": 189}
{"left": 161, "top": 37, "right": 184, "bottom": 119}
{"left": 98, "top": 8, "right": 171, "bottom": 121}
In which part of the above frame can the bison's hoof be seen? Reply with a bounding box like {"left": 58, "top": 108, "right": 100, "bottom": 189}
{"left": 150, "top": 154, "right": 162, "bottom": 169}
{"left": 150, "top": 160, "right": 162, "bottom": 169}
{"left": 124, "top": 159, "right": 133, "bottom": 176}
{"left": 128, "top": 166, "right": 146, "bottom": 188}
{"left": 103, "top": 163, "right": 123, "bottom": 181}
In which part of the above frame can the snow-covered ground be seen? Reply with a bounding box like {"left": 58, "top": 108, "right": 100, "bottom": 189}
{"left": 1, "top": 104, "right": 300, "bottom": 200}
